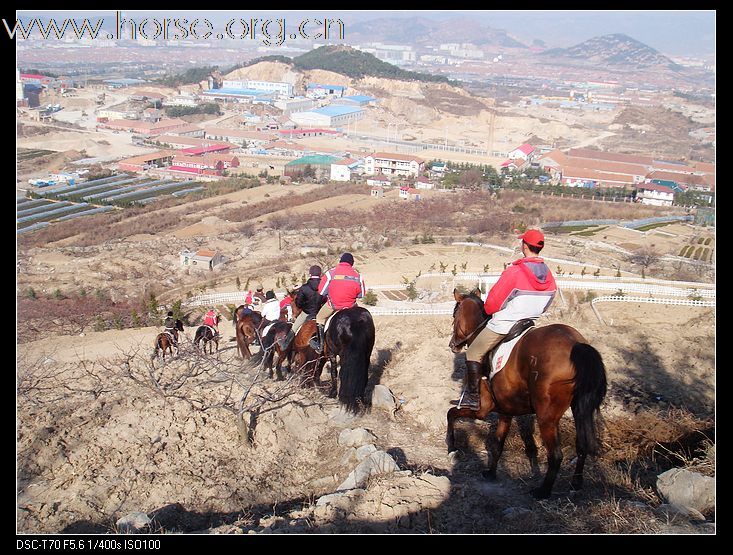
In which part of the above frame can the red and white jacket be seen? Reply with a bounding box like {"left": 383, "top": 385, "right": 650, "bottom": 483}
{"left": 318, "top": 262, "right": 366, "bottom": 310}
{"left": 204, "top": 310, "right": 219, "bottom": 328}
{"left": 484, "top": 257, "right": 556, "bottom": 334}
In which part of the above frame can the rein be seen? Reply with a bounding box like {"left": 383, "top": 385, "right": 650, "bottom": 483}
{"left": 454, "top": 316, "right": 489, "bottom": 351}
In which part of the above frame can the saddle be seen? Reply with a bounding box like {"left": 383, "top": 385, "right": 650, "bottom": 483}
{"left": 204, "top": 325, "right": 219, "bottom": 337}
{"left": 164, "top": 330, "right": 177, "bottom": 343}
{"left": 488, "top": 318, "right": 535, "bottom": 379}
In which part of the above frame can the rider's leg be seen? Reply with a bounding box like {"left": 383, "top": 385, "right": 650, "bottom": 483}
{"left": 310, "top": 304, "right": 334, "bottom": 353}
{"left": 280, "top": 311, "right": 306, "bottom": 350}
{"left": 457, "top": 328, "right": 506, "bottom": 409}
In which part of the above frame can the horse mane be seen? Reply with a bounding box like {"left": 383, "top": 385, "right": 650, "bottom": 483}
{"left": 454, "top": 292, "right": 487, "bottom": 319}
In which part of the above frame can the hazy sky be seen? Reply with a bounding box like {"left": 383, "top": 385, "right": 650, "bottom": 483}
{"left": 16, "top": 10, "right": 715, "bottom": 57}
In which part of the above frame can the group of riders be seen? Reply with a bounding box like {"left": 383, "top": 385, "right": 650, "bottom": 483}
{"left": 160, "top": 230, "right": 557, "bottom": 410}
{"left": 161, "top": 251, "right": 367, "bottom": 355}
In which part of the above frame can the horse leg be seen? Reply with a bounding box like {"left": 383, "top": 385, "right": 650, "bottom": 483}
{"left": 482, "top": 414, "right": 513, "bottom": 481}
{"left": 532, "top": 417, "right": 563, "bottom": 499}
{"left": 517, "top": 414, "right": 541, "bottom": 478}
{"left": 571, "top": 453, "right": 587, "bottom": 491}
{"left": 314, "top": 355, "right": 326, "bottom": 386}
{"left": 328, "top": 354, "right": 338, "bottom": 398}
{"left": 275, "top": 350, "right": 284, "bottom": 381}
{"left": 446, "top": 400, "right": 492, "bottom": 453}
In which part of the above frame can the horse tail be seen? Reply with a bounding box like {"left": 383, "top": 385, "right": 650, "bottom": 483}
{"left": 570, "top": 342, "right": 608, "bottom": 457}
{"left": 337, "top": 311, "right": 375, "bottom": 414}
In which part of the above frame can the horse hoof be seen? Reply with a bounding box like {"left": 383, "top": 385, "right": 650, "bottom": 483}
{"left": 481, "top": 470, "right": 498, "bottom": 482}
{"left": 530, "top": 487, "right": 551, "bottom": 500}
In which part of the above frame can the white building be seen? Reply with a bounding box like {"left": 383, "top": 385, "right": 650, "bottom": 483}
{"left": 364, "top": 152, "right": 425, "bottom": 177}
{"left": 163, "top": 94, "right": 200, "bottom": 108}
{"left": 330, "top": 158, "right": 360, "bottom": 182}
{"left": 274, "top": 97, "right": 318, "bottom": 115}
{"left": 508, "top": 143, "right": 535, "bottom": 161}
{"left": 636, "top": 183, "right": 675, "bottom": 206}
{"left": 180, "top": 249, "right": 225, "bottom": 270}
{"left": 222, "top": 80, "right": 293, "bottom": 97}
{"left": 290, "top": 105, "right": 364, "bottom": 128}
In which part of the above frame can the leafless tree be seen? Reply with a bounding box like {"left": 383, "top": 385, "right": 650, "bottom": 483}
{"left": 109, "top": 340, "right": 315, "bottom": 446}
{"left": 626, "top": 247, "right": 660, "bottom": 273}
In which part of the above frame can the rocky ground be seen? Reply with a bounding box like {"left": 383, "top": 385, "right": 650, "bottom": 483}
{"left": 17, "top": 295, "right": 715, "bottom": 534}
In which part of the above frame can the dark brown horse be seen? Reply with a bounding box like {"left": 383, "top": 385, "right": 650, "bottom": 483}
{"left": 261, "top": 320, "right": 293, "bottom": 380}
{"left": 153, "top": 319, "right": 184, "bottom": 362}
{"left": 194, "top": 325, "right": 219, "bottom": 354}
{"left": 322, "top": 306, "right": 376, "bottom": 414}
{"left": 447, "top": 288, "right": 607, "bottom": 499}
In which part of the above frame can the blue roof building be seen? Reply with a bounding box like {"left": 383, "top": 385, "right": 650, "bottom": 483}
{"left": 333, "top": 95, "right": 377, "bottom": 106}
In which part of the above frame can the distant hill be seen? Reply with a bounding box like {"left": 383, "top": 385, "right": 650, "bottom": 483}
{"left": 292, "top": 46, "right": 452, "bottom": 83}
{"left": 348, "top": 16, "right": 527, "bottom": 49}
{"left": 541, "top": 33, "right": 681, "bottom": 69}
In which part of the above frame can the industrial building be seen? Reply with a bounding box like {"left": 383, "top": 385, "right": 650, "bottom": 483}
{"left": 117, "top": 151, "right": 177, "bottom": 172}
{"left": 101, "top": 118, "right": 190, "bottom": 136}
{"left": 306, "top": 84, "right": 347, "bottom": 98}
{"left": 284, "top": 155, "right": 341, "bottom": 179}
{"left": 333, "top": 95, "right": 378, "bottom": 107}
{"left": 290, "top": 105, "right": 364, "bottom": 128}
{"left": 274, "top": 97, "right": 318, "bottom": 115}
{"left": 222, "top": 80, "right": 293, "bottom": 97}
{"left": 201, "top": 88, "right": 276, "bottom": 103}
{"left": 203, "top": 127, "right": 276, "bottom": 147}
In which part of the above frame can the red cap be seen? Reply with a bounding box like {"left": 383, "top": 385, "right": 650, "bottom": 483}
{"left": 518, "top": 229, "right": 545, "bottom": 248}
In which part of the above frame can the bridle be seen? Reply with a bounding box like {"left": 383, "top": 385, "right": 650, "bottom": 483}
{"left": 451, "top": 297, "right": 489, "bottom": 351}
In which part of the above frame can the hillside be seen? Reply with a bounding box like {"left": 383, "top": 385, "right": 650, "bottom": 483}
{"left": 541, "top": 33, "right": 680, "bottom": 69}
{"left": 293, "top": 46, "right": 451, "bottom": 83}
{"left": 347, "top": 16, "right": 527, "bottom": 49}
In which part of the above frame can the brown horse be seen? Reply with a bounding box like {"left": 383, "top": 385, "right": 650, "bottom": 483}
{"left": 235, "top": 309, "right": 262, "bottom": 359}
{"left": 288, "top": 319, "right": 326, "bottom": 387}
{"left": 447, "top": 288, "right": 607, "bottom": 499}
{"left": 153, "top": 319, "right": 184, "bottom": 362}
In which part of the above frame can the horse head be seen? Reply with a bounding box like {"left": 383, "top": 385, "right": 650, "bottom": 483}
{"left": 449, "top": 288, "right": 487, "bottom": 353}
{"left": 175, "top": 319, "right": 185, "bottom": 332}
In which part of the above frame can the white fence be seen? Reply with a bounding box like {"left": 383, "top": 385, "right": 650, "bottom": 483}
{"left": 590, "top": 295, "right": 715, "bottom": 325}
{"left": 449, "top": 273, "right": 715, "bottom": 299}
{"left": 186, "top": 292, "right": 251, "bottom": 307}
{"left": 370, "top": 307, "right": 453, "bottom": 316}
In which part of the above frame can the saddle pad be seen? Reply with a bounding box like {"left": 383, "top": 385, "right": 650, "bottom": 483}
{"left": 262, "top": 323, "right": 275, "bottom": 338}
{"left": 324, "top": 310, "right": 340, "bottom": 333}
{"left": 490, "top": 327, "right": 533, "bottom": 380}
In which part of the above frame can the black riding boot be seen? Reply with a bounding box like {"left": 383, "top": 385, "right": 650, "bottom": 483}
{"left": 309, "top": 324, "right": 325, "bottom": 354}
{"left": 279, "top": 329, "right": 295, "bottom": 351}
{"left": 457, "top": 360, "right": 483, "bottom": 409}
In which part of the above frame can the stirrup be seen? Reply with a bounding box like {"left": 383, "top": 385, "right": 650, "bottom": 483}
{"left": 309, "top": 338, "right": 322, "bottom": 353}
{"left": 456, "top": 390, "right": 479, "bottom": 409}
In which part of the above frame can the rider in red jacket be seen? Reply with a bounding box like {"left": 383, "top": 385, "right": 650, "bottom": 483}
{"left": 310, "top": 253, "right": 365, "bottom": 353}
{"left": 458, "top": 229, "right": 556, "bottom": 409}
